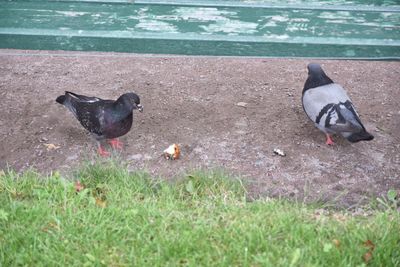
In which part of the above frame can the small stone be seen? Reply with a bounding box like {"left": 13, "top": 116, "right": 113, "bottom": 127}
{"left": 67, "top": 154, "right": 78, "bottom": 161}
{"left": 41, "top": 137, "right": 49, "bottom": 142}
{"left": 193, "top": 146, "right": 203, "bottom": 154}
{"left": 129, "top": 154, "right": 143, "bottom": 160}
{"left": 144, "top": 154, "right": 153, "bottom": 160}
{"left": 236, "top": 102, "right": 248, "bottom": 108}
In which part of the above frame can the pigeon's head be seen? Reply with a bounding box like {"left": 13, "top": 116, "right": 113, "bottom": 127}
{"left": 307, "top": 63, "right": 324, "bottom": 76}
{"left": 119, "top": 92, "right": 143, "bottom": 112}
{"left": 303, "top": 63, "right": 334, "bottom": 92}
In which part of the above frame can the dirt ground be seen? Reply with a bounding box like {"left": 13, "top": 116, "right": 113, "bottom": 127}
{"left": 1, "top": 49, "right": 399, "bottom": 207}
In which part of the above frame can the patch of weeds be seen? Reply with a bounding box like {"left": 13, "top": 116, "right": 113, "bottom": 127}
{"left": 176, "top": 169, "right": 246, "bottom": 201}
{"left": 0, "top": 161, "right": 399, "bottom": 267}
{"left": 375, "top": 189, "right": 399, "bottom": 211}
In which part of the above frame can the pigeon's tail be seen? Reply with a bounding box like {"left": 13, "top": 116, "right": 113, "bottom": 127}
{"left": 346, "top": 131, "right": 374, "bottom": 143}
{"left": 56, "top": 95, "right": 66, "bottom": 105}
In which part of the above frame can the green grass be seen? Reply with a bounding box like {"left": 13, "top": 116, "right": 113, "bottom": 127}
{"left": 0, "top": 162, "right": 399, "bottom": 266}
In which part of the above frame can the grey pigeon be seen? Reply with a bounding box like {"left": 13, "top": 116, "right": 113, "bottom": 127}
{"left": 302, "top": 63, "right": 374, "bottom": 145}
{"left": 56, "top": 91, "right": 143, "bottom": 155}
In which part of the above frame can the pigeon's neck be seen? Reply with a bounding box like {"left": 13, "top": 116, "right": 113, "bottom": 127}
{"left": 112, "top": 101, "right": 133, "bottom": 120}
{"left": 303, "top": 73, "right": 334, "bottom": 94}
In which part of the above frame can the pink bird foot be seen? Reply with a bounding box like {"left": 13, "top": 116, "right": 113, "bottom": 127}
{"left": 108, "top": 138, "right": 123, "bottom": 150}
{"left": 98, "top": 146, "right": 110, "bottom": 157}
{"left": 325, "top": 134, "right": 334, "bottom": 146}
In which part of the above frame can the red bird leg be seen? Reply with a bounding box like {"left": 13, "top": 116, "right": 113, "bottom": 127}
{"left": 325, "top": 134, "right": 334, "bottom": 146}
{"left": 107, "top": 138, "right": 123, "bottom": 150}
{"left": 97, "top": 145, "right": 110, "bottom": 157}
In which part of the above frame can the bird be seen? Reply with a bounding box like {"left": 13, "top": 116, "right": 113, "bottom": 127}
{"left": 301, "top": 63, "right": 374, "bottom": 145}
{"left": 56, "top": 91, "right": 143, "bottom": 156}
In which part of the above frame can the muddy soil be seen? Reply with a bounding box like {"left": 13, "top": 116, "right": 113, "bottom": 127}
{"left": 1, "top": 49, "right": 399, "bottom": 207}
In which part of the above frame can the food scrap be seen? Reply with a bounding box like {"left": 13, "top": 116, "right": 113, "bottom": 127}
{"left": 163, "top": 144, "right": 180, "bottom": 160}
{"left": 44, "top": 143, "right": 60, "bottom": 151}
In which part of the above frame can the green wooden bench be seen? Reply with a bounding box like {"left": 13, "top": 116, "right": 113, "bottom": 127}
{"left": 1, "top": 0, "right": 399, "bottom": 58}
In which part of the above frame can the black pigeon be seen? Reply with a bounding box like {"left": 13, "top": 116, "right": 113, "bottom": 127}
{"left": 302, "top": 63, "right": 374, "bottom": 145}
{"left": 56, "top": 91, "right": 143, "bottom": 155}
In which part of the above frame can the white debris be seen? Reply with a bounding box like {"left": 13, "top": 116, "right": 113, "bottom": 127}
{"left": 273, "top": 148, "right": 286, "bottom": 157}
{"left": 236, "top": 102, "right": 248, "bottom": 108}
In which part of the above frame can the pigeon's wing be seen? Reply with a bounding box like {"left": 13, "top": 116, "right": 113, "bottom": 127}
{"left": 72, "top": 100, "right": 114, "bottom": 137}
{"left": 66, "top": 91, "right": 104, "bottom": 103}
{"left": 302, "top": 83, "right": 366, "bottom": 135}
{"left": 302, "top": 84, "right": 349, "bottom": 124}
{"left": 327, "top": 101, "right": 364, "bottom": 133}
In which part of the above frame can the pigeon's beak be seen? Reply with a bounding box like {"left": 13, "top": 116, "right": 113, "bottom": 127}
{"left": 137, "top": 104, "right": 143, "bottom": 112}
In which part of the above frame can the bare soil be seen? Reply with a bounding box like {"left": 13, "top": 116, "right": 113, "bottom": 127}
{"left": 1, "top": 49, "right": 399, "bottom": 207}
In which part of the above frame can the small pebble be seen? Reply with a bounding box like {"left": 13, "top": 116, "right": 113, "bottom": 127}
{"left": 236, "top": 102, "right": 248, "bottom": 108}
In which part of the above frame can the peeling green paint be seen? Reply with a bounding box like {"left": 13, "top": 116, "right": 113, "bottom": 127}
{"left": 0, "top": 0, "right": 399, "bottom": 58}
